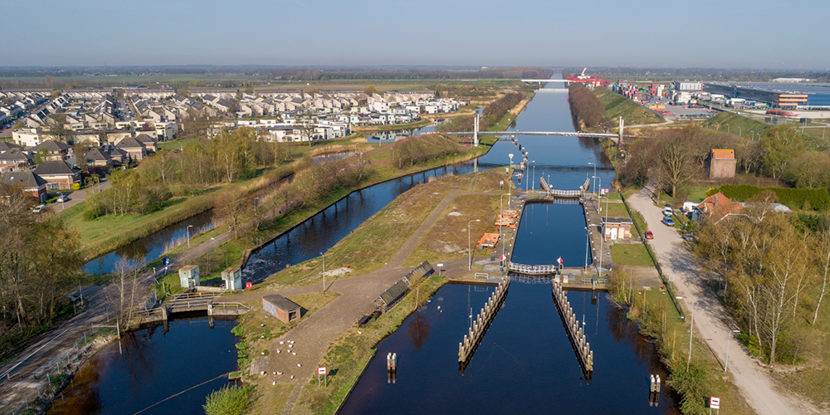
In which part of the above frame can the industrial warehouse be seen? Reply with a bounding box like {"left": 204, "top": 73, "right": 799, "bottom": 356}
{"left": 704, "top": 82, "right": 830, "bottom": 109}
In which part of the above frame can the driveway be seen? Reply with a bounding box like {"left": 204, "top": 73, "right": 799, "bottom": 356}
{"left": 628, "top": 184, "right": 822, "bottom": 415}
{"left": 54, "top": 179, "right": 111, "bottom": 212}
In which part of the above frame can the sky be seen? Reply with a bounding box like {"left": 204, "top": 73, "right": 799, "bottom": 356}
{"left": 4, "top": 0, "right": 830, "bottom": 70}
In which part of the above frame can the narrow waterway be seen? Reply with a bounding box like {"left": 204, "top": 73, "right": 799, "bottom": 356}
{"left": 84, "top": 210, "right": 215, "bottom": 275}
{"left": 340, "top": 74, "right": 679, "bottom": 413}
{"left": 241, "top": 161, "right": 478, "bottom": 283}
{"left": 48, "top": 317, "right": 238, "bottom": 415}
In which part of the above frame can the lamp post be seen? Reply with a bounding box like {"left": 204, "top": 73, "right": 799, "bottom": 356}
{"left": 588, "top": 162, "right": 597, "bottom": 193}
{"left": 738, "top": 126, "right": 742, "bottom": 138}
{"left": 724, "top": 329, "right": 742, "bottom": 372}
{"left": 726, "top": 123, "right": 730, "bottom": 134}
{"left": 320, "top": 252, "right": 326, "bottom": 292}
{"left": 186, "top": 225, "right": 193, "bottom": 248}
{"left": 531, "top": 162, "right": 536, "bottom": 191}
{"left": 584, "top": 226, "right": 589, "bottom": 272}
{"left": 468, "top": 219, "right": 480, "bottom": 271}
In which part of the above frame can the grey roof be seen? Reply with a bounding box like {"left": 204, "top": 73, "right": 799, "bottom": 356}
{"left": 379, "top": 280, "right": 409, "bottom": 306}
{"left": 0, "top": 170, "right": 47, "bottom": 188}
{"left": 34, "top": 160, "right": 76, "bottom": 176}
{"left": 0, "top": 142, "right": 24, "bottom": 153}
{"left": 135, "top": 133, "right": 157, "bottom": 144}
{"left": 601, "top": 216, "right": 634, "bottom": 224}
{"left": 0, "top": 152, "right": 32, "bottom": 164}
{"left": 86, "top": 148, "right": 111, "bottom": 162}
{"left": 117, "top": 136, "right": 145, "bottom": 149}
{"left": 262, "top": 294, "right": 301, "bottom": 311}
{"left": 34, "top": 140, "right": 70, "bottom": 153}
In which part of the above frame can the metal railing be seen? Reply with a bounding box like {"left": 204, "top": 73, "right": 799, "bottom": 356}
{"left": 4, "top": 324, "right": 118, "bottom": 415}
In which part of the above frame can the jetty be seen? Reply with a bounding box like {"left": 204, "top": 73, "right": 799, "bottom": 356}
{"left": 458, "top": 278, "right": 510, "bottom": 373}
{"left": 551, "top": 278, "right": 593, "bottom": 382}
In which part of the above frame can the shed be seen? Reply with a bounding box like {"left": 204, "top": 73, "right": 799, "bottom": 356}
{"left": 601, "top": 217, "right": 633, "bottom": 240}
{"left": 376, "top": 280, "right": 410, "bottom": 311}
{"left": 178, "top": 265, "right": 200, "bottom": 288}
{"left": 221, "top": 267, "right": 242, "bottom": 291}
{"left": 707, "top": 149, "right": 736, "bottom": 179}
{"left": 262, "top": 294, "right": 302, "bottom": 323}
{"left": 477, "top": 233, "right": 500, "bottom": 248}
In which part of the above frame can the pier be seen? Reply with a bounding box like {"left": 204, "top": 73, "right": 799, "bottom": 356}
{"left": 458, "top": 278, "right": 510, "bottom": 373}
{"left": 551, "top": 279, "right": 593, "bottom": 382}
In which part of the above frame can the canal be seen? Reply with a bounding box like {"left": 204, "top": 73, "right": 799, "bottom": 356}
{"left": 48, "top": 317, "right": 238, "bottom": 415}
{"left": 339, "top": 75, "right": 679, "bottom": 413}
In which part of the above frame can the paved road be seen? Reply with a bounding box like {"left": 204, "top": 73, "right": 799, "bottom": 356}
{"left": 54, "top": 179, "right": 111, "bottom": 212}
{"left": 628, "top": 184, "right": 822, "bottom": 415}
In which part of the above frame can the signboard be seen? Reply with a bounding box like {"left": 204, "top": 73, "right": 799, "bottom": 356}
{"left": 318, "top": 366, "right": 328, "bottom": 375}
{"left": 601, "top": 188, "right": 609, "bottom": 195}
{"left": 709, "top": 396, "right": 720, "bottom": 409}
{"left": 245, "top": 282, "right": 252, "bottom": 291}
{"left": 557, "top": 257, "right": 563, "bottom": 265}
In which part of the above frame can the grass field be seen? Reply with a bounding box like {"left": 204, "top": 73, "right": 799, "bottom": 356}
{"left": 593, "top": 87, "right": 664, "bottom": 126}
{"left": 610, "top": 244, "right": 654, "bottom": 267}
{"left": 702, "top": 112, "right": 772, "bottom": 139}
{"left": 600, "top": 201, "right": 630, "bottom": 218}
{"left": 351, "top": 119, "right": 430, "bottom": 133}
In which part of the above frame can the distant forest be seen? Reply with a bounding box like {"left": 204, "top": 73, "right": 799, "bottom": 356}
{"left": 569, "top": 67, "right": 830, "bottom": 83}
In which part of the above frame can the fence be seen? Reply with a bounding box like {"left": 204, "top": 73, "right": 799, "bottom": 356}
{"left": 4, "top": 324, "right": 118, "bottom": 415}
{"left": 618, "top": 190, "right": 686, "bottom": 319}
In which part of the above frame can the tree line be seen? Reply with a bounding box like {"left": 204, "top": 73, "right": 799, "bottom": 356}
{"left": 0, "top": 185, "right": 83, "bottom": 359}
{"left": 83, "top": 127, "right": 294, "bottom": 219}
{"left": 567, "top": 83, "right": 612, "bottom": 132}
{"left": 696, "top": 193, "right": 830, "bottom": 364}
{"left": 438, "top": 92, "right": 524, "bottom": 133}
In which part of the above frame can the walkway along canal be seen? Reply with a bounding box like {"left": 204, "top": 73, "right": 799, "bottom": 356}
{"left": 339, "top": 74, "right": 679, "bottom": 414}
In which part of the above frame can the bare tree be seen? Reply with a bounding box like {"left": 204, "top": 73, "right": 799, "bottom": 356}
{"left": 814, "top": 230, "right": 830, "bottom": 325}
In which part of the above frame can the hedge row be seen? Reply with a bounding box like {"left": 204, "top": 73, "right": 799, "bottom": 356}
{"left": 717, "top": 184, "right": 830, "bottom": 211}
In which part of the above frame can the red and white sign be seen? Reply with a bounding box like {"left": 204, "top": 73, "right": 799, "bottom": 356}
{"left": 601, "top": 188, "right": 609, "bottom": 195}
{"left": 245, "top": 282, "right": 252, "bottom": 291}
{"left": 317, "top": 366, "right": 328, "bottom": 375}
{"left": 557, "top": 257, "right": 563, "bottom": 265}
{"left": 709, "top": 396, "right": 721, "bottom": 409}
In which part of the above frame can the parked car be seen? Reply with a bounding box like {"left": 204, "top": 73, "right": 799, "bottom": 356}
{"left": 56, "top": 194, "right": 67, "bottom": 203}
{"left": 661, "top": 216, "right": 675, "bottom": 227}
{"left": 683, "top": 233, "right": 696, "bottom": 242}
{"left": 662, "top": 207, "right": 673, "bottom": 216}
{"left": 644, "top": 230, "right": 654, "bottom": 239}
{"left": 32, "top": 205, "right": 46, "bottom": 213}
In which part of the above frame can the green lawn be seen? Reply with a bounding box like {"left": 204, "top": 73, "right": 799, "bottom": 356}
{"left": 158, "top": 137, "right": 198, "bottom": 151}
{"left": 610, "top": 244, "right": 654, "bottom": 267}
{"left": 600, "top": 202, "right": 630, "bottom": 218}
{"left": 702, "top": 112, "right": 771, "bottom": 139}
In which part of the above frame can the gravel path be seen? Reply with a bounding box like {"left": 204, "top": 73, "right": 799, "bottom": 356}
{"left": 628, "top": 184, "right": 822, "bottom": 415}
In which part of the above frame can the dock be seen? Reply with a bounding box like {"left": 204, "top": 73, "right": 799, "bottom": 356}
{"left": 551, "top": 279, "right": 593, "bottom": 382}
{"left": 458, "top": 278, "right": 510, "bottom": 373}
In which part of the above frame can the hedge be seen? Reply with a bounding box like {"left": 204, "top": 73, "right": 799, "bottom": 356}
{"left": 717, "top": 184, "right": 830, "bottom": 211}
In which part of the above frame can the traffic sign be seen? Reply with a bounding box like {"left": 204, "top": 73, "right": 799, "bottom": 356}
{"left": 557, "top": 257, "right": 563, "bottom": 265}
{"left": 601, "top": 188, "right": 609, "bottom": 195}
{"left": 246, "top": 282, "right": 252, "bottom": 291}
{"left": 318, "top": 367, "right": 327, "bottom": 375}
{"left": 709, "top": 396, "right": 720, "bottom": 409}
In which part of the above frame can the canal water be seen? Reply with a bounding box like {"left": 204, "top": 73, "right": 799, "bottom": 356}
{"left": 241, "top": 161, "right": 478, "bottom": 283}
{"left": 84, "top": 210, "right": 215, "bottom": 275}
{"left": 48, "top": 317, "right": 238, "bottom": 415}
{"left": 339, "top": 75, "right": 679, "bottom": 413}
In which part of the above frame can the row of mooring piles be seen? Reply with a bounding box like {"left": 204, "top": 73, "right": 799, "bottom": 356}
{"left": 458, "top": 278, "right": 510, "bottom": 373}
{"left": 387, "top": 352, "right": 397, "bottom": 384}
{"left": 551, "top": 279, "right": 594, "bottom": 381}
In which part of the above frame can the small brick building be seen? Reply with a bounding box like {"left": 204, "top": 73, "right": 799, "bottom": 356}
{"left": 707, "top": 149, "right": 736, "bottom": 179}
{"left": 601, "top": 217, "right": 633, "bottom": 240}
{"left": 262, "top": 294, "right": 302, "bottom": 323}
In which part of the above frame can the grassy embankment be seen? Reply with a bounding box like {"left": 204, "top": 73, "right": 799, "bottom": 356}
{"left": 593, "top": 86, "right": 665, "bottom": 127}
{"left": 351, "top": 119, "right": 430, "bottom": 133}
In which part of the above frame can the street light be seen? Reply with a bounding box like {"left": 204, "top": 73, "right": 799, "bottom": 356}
{"left": 320, "top": 252, "right": 326, "bottom": 292}
{"left": 724, "top": 329, "right": 742, "bottom": 372}
{"left": 186, "top": 225, "right": 194, "bottom": 248}
{"left": 588, "top": 162, "right": 597, "bottom": 193}
{"left": 468, "top": 219, "right": 480, "bottom": 271}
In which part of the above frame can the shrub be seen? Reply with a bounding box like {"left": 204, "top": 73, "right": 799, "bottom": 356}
{"left": 717, "top": 184, "right": 830, "bottom": 211}
{"left": 203, "top": 385, "right": 255, "bottom": 415}
{"left": 71, "top": 183, "right": 80, "bottom": 191}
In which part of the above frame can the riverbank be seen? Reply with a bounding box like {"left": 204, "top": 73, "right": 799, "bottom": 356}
{"left": 351, "top": 119, "right": 430, "bottom": 132}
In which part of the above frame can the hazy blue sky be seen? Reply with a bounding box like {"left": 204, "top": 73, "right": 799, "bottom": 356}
{"left": 5, "top": 0, "right": 829, "bottom": 69}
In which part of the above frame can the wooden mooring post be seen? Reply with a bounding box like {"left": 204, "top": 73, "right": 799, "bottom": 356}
{"left": 551, "top": 279, "right": 594, "bottom": 380}
{"left": 458, "top": 278, "right": 510, "bottom": 372}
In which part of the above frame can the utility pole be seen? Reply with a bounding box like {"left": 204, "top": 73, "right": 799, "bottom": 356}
{"left": 320, "top": 252, "right": 326, "bottom": 292}
{"left": 688, "top": 301, "right": 695, "bottom": 371}
{"left": 468, "top": 220, "right": 480, "bottom": 271}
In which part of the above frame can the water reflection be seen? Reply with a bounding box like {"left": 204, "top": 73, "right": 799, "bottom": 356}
{"left": 84, "top": 210, "right": 215, "bottom": 274}
{"left": 49, "top": 317, "right": 238, "bottom": 415}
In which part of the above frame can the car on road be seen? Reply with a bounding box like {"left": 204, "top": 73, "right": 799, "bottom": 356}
{"left": 644, "top": 230, "right": 654, "bottom": 239}
{"left": 661, "top": 216, "right": 675, "bottom": 227}
{"left": 56, "top": 194, "right": 67, "bottom": 203}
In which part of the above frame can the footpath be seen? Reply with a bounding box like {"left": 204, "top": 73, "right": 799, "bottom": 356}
{"left": 628, "top": 184, "right": 822, "bottom": 415}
